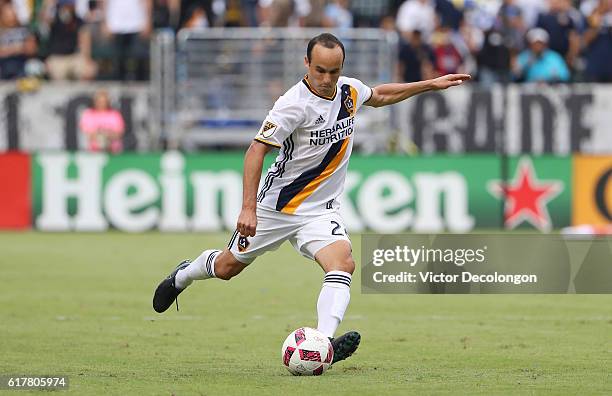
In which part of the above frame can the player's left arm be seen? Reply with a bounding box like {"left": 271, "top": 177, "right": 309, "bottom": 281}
{"left": 364, "top": 74, "right": 471, "bottom": 108}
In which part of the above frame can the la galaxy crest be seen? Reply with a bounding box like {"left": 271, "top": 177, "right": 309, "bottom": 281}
{"left": 238, "top": 235, "right": 250, "bottom": 252}
{"left": 344, "top": 93, "right": 355, "bottom": 116}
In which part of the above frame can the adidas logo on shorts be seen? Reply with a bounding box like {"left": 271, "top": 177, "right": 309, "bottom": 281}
{"left": 314, "top": 115, "right": 325, "bottom": 125}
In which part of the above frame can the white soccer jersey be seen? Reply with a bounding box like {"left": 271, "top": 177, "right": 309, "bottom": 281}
{"left": 254, "top": 75, "right": 373, "bottom": 216}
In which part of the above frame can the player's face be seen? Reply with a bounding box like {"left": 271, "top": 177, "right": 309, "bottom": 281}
{"left": 305, "top": 44, "right": 344, "bottom": 98}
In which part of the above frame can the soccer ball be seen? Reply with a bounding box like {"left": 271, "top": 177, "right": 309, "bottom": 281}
{"left": 281, "top": 327, "right": 333, "bottom": 376}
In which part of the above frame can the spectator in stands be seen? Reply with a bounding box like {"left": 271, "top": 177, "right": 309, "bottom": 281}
{"left": 477, "top": 27, "right": 513, "bottom": 85}
{"left": 379, "top": 13, "right": 397, "bottom": 31}
{"left": 460, "top": 0, "right": 496, "bottom": 83}
{"left": 496, "top": 0, "right": 526, "bottom": 53}
{"left": 515, "top": 0, "right": 548, "bottom": 30}
{"left": 79, "top": 89, "right": 125, "bottom": 153}
{"left": 223, "top": 0, "right": 244, "bottom": 27}
{"left": 303, "top": 0, "right": 325, "bottom": 27}
{"left": 181, "top": 3, "right": 209, "bottom": 28}
{"left": 535, "top": 0, "right": 581, "bottom": 69}
{"left": 435, "top": 0, "right": 463, "bottom": 31}
{"left": 349, "top": 0, "right": 396, "bottom": 28}
{"left": 458, "top": 15, "right": 482, "bottom": 77}
{"left": 258, "top": 0, "right": 293, "bottom": 26}
{"left": 513, "top": 27, "right": 570, "bottom": 82}
{"left": 10, "top": 0, "right": 34, "bottom": 26}
{"left": 258, "top": 0, "right": 311, "bottom": 27}
{"left": 396, "top": 0, "right": 436, "bottom": 40}
{"left": 76, "top": 0, "right": 97, "bottom": 19}
{"left": 152, "top": 0, "right": 181, "bottom": 30}
{"left": 581, "top": 0, "right": 612, "bottom": 82}
{"left": 103, "top": 0, "right": 152, "bottom": 80}
{"left": 241, "top": 0, "right": 259, "bottom": 27}
{"left": 0, "top": 2, "right": 37, "bottom": 79}
{"left": 398, "top": 29, "right": 435, "bottom": 82}
{"left": 461, "top": 0, "right": 499, "bottom": 34}
{"left": 292, "top": 0, "right": 313, "bottom": 26}
{"left": 431, "top": 24, "right": 465, "bottom": 75}
{"left": 323, "top": 0, "right": 353, "bottom": 30}
{"left": 43, "top": 0, "right": 97, "bottom": 81}
{"left": 179, "top": 0, "right": 213, "bottom": 28}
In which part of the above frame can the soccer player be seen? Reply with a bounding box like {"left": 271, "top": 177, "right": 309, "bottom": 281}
{"left": 153, "top": 33, "right": 470, "bottom": 364}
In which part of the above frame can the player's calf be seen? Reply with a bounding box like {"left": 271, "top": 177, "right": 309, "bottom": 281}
{"left": 213, "top": 251, "right": 249, "bottom": 280}
{"left": 314, "top": 241, "right": 355, "bottom": 337}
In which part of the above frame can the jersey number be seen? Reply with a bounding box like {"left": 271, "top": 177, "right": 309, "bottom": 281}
{"left": 331, "top": 221, "right": 344, "bottom": 236}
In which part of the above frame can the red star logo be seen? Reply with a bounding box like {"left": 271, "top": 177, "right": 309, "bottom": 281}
{"left": 488, "top": 158, "right": 563, "bottom": 231}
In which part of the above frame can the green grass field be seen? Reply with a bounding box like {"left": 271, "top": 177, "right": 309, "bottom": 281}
{"left": 1, "top": 232, "right": 611, "bottom": 395}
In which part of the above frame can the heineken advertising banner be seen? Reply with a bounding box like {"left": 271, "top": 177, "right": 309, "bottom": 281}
{"left": 24, "top": 152, "right": 572, "bottom": 232}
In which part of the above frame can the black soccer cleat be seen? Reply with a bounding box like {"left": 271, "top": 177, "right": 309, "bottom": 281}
{"left": 152, "top": 260, "right": 190, "bottom": 313}
{"left": 330, "top": 331, "right": 361, "bottom": 364}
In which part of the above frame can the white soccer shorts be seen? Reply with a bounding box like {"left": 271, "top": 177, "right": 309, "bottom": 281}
{"left": 228, "top": 206, "right": 351, "bottom": 264}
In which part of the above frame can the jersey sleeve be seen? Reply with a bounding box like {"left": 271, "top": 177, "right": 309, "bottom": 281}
{"left": 254, "top": 95, "right": 304, "bottom": 148}
{"left": 342, "top": 76, "right": 373, "bottom": 110}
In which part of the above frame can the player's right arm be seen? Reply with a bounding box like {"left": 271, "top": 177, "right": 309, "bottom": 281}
{"left": 236, "top": 141, "right": 272, "bottom": 237}
{"left": 238, "top": 88, "right": 304, "bottom": 236}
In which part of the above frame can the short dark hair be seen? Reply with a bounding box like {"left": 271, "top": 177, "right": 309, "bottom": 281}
{"left": 306, "top": 33, "right": 345, "bottom": 65}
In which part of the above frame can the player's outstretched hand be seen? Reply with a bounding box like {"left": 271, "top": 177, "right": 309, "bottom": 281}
{"left": 430, "top": 74, "right": 472, "bottom": 90}
{"left": 237, "top": 208, "right": 257, "bottom": 237}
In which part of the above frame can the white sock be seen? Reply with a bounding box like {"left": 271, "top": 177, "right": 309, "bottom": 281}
{"left": 174, "top": 249, "right": 220, "bottom": 289}
{"left": 317, "top": 270, "right": 351, "bottom": 338}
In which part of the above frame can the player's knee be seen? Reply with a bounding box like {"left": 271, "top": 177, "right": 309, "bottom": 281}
{"left": 344, "top": 257, "right": 356, "bottom": 275}
{"left": 332, "top": 256, "right": 355, "bottom": 275}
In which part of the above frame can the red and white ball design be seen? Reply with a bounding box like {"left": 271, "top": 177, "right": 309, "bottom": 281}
{"left": 281, "top": 327, "right": 333, "bottom": 376}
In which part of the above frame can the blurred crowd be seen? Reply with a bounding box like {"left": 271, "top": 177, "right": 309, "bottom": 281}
{"left": 0, "top": 0, "right": 610, "bottom": 82}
